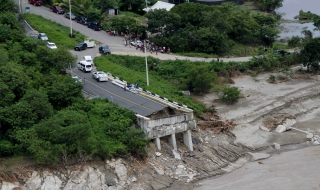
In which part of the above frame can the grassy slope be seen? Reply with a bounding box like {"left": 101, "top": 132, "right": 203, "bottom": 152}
{"left": 23, "top": 13, "right": 87, "bottom": 49}
{"left": 95, "top": 55, "right": 206, "bottom": 116}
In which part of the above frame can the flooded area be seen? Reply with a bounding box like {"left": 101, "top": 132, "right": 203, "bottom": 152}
{"left": 276, "top": 0, "right": 320, "bottom": 39}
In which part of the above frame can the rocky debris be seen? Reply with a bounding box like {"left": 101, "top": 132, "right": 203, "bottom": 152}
{"left": 197, "top": 113, "right": 235, "bottom": 134}
{"left": 275, "top": 125, "right": 287, "bottom": 133}
{"left": 151, "top": 175, "right": 173, "bottom": 190}
{"left": 247, "top": 152, "right": 271, "bottom": 162}
{"left": 166, "top": 149, "right": 174, "bottom": 157}
{"left": 262, "top": 114, "right": 295, "bottom": 131}
{"left": 196, "top": 144, "right": 204, "bottom": 152}
{"left": 259, "top": 126, "right": 271, "bottom": 132}
{"left": 192, "top": 138, "right": 199, "bottom": 145}
{"left": 155, "top": 152, "right": 162, "bottom": 157}
{"left": 311, "top": 135, "right": 320, "bottom": 145}
{"left": 274, "top": 143, "right": 281, "bottom": 150}
{"left": 172, "top": 150, "right": 181, "bottom": 160}
{"left": 306, "top": 133, "right": 314, "bottom": 139}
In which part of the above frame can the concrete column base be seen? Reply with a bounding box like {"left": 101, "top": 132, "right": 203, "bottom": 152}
{"left": 169, "top": 134, "right": 177, "bottom": 151}
{"left": 155, "top": 137, "right": 161, "bottom": 150}
{"left": 183, "top": 130, "right": 193, "bottom": 151}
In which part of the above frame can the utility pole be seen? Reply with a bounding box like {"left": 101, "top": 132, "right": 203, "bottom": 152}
{"left": 145, "top": 0, "right": 149, "bottom": 86}
{"left": 69, "top": 0, "right": 73, "bottom": 37}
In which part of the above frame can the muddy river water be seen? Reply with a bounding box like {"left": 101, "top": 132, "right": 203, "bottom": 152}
{"left": 277, "top": 0, "right": 320, "bottom": 39}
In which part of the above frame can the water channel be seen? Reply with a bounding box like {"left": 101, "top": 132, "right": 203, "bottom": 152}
{"left": 276, "top": 0, "right": 320, "bottom": 39}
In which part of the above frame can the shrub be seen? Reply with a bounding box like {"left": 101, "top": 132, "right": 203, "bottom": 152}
{"left": 220, "top": 86, "right": 241, "bottom": 104}
{"left": 288, "top": 36, "right": 301, "bottom": 47}
{"left": 267, "top": 74, "right": 276, "bottom": 83}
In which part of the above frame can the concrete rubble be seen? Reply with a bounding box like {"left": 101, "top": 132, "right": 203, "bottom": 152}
{"left": 247, "top": 152, "right": 271, "bottom": 161}
{"left": 274, "top": 119, "right": 297, "bottom": 133}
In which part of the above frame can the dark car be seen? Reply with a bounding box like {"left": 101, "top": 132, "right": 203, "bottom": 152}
{"left": 275, "top": 50, "right": 291, "bottom": 56}
{"left": 50, "top": 6, "right": 64, "bottom": 14}
{"left": 88, "top": 22, "right": 102, "bottom": 31}
{"left": 74, "top": 43, "right": 87, "bottom": 51}
{"left": 99, "top": 45, "right": 111, "bottom": 55}
{"left": 75, "top": 16, "right": 88, "bottom": 25}
{"left": 29, "top": 0, "right": 42, "bottom": 6}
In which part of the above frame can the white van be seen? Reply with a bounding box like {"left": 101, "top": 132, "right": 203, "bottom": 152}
{"left": 77, "top": 61, "right": 92, "bottom": 72}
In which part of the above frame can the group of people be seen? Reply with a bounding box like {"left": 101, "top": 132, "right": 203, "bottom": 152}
{"left": 124, "top": 83, "right": 139, "bottom": 91}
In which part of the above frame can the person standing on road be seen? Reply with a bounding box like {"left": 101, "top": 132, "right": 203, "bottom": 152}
{"left": 124, "top": 83, "right": 127, "bottom": 91}
{"left": 110, "top": 95, "right": 114, "bottom": 102}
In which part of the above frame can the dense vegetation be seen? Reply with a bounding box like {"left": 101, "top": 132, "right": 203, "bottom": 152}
{"left": 146, "top": 3, "right": 280, "bottom": 54}
{"left": 0, "top": 0, "right": 148, "bottom": 165}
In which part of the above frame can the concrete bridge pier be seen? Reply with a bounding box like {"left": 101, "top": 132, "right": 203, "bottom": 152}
{"left": 155, "top": 137, "right": 161, "bottom": 150}
{"left": 183, "top": 130, "right": 193, "bottom": 151}
{"left": 168, "top": 134, "right": 177, "bottom": 151}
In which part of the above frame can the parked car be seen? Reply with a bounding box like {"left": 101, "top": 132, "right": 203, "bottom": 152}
{"left": 275, "top": 50, "right": 291, "bottom": 56}
{"left": 50, "top": 6, "right": 64, "bottom": 14}
{"left": 47, "top": 42, "right": 57, "bottom": 49}
{"left": 65, "top": 12, "right": 76, "bottom": 20}
{"left": 99, "top": 45, "right": 111, "bottom": 55}
{"left": 92, "top": 71, "right": 108, "bottom": 82}
{"left": 87, "top": 22, "right": 102, "bottom": 31}
{"left": 38, "top": 33, "right": 48, "bottom": 41}
{"left": 83, "top": 55, "right": 94, "bottom": 65}
{"left": 74, "top": 43, "right": 87, "bottom": 51}
{"left": 131, "top": 40, "right": 143, "bottom": 47}
{"left": 75, "top": 16, "right": 88, "bottom": 25}
{"left": 28, "top": 0, "right": 42, "bottom": 6}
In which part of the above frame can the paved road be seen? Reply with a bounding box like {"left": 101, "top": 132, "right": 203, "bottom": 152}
{"left": 71, "top": 46, "right": 166, "bottom": 116}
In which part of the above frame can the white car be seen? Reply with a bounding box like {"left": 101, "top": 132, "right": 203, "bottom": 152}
{"left": 65, "top": 12, "right": 76, "bottom": 20}
{"left": 38, "top": 33, "right": 48, "bottom": 41}
{"left": 92, "top": 71, "right": 108, "bottom": 82}
{"left": 47, "top": 42, "right": 57, "bottom": 49}
{"left": 83, "top": 55, "right": 94, "bottom": 65}
{"left": 131, "top": 40, "right": 143, "bottom": 47}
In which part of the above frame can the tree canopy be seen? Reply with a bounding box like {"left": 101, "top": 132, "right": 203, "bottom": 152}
{"left": 0, "top": 0, "right": 148, "bottom": 164}
{"left": 146, "top": 2, "right": 279, "bottom": 54}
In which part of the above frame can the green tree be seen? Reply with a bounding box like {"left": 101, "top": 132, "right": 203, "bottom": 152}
{"left": 171, "top": 3, "right": 211, "bottom": 28}
{"left": 220, "top": 86, "right": 241, "bottom": 104}
{"left": 186, "top": 65, "right": 218, "bottom": 94}
{"left": 257, "top": 0, "right": 283, "bottom": 11}
{"left": 0, "top": 0, "right": 18, "bottom": 13}
{"left": 46, "top": 76, "right": 84, "bottom": 110}
{"left": 314, "top": 16, "right": 320, "bottom": 31}
{"left": 146, "top": 9, "right": 181, "bottom": 37}
{"left": 299, "top": 38, "right": 320, "bottom": 71}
